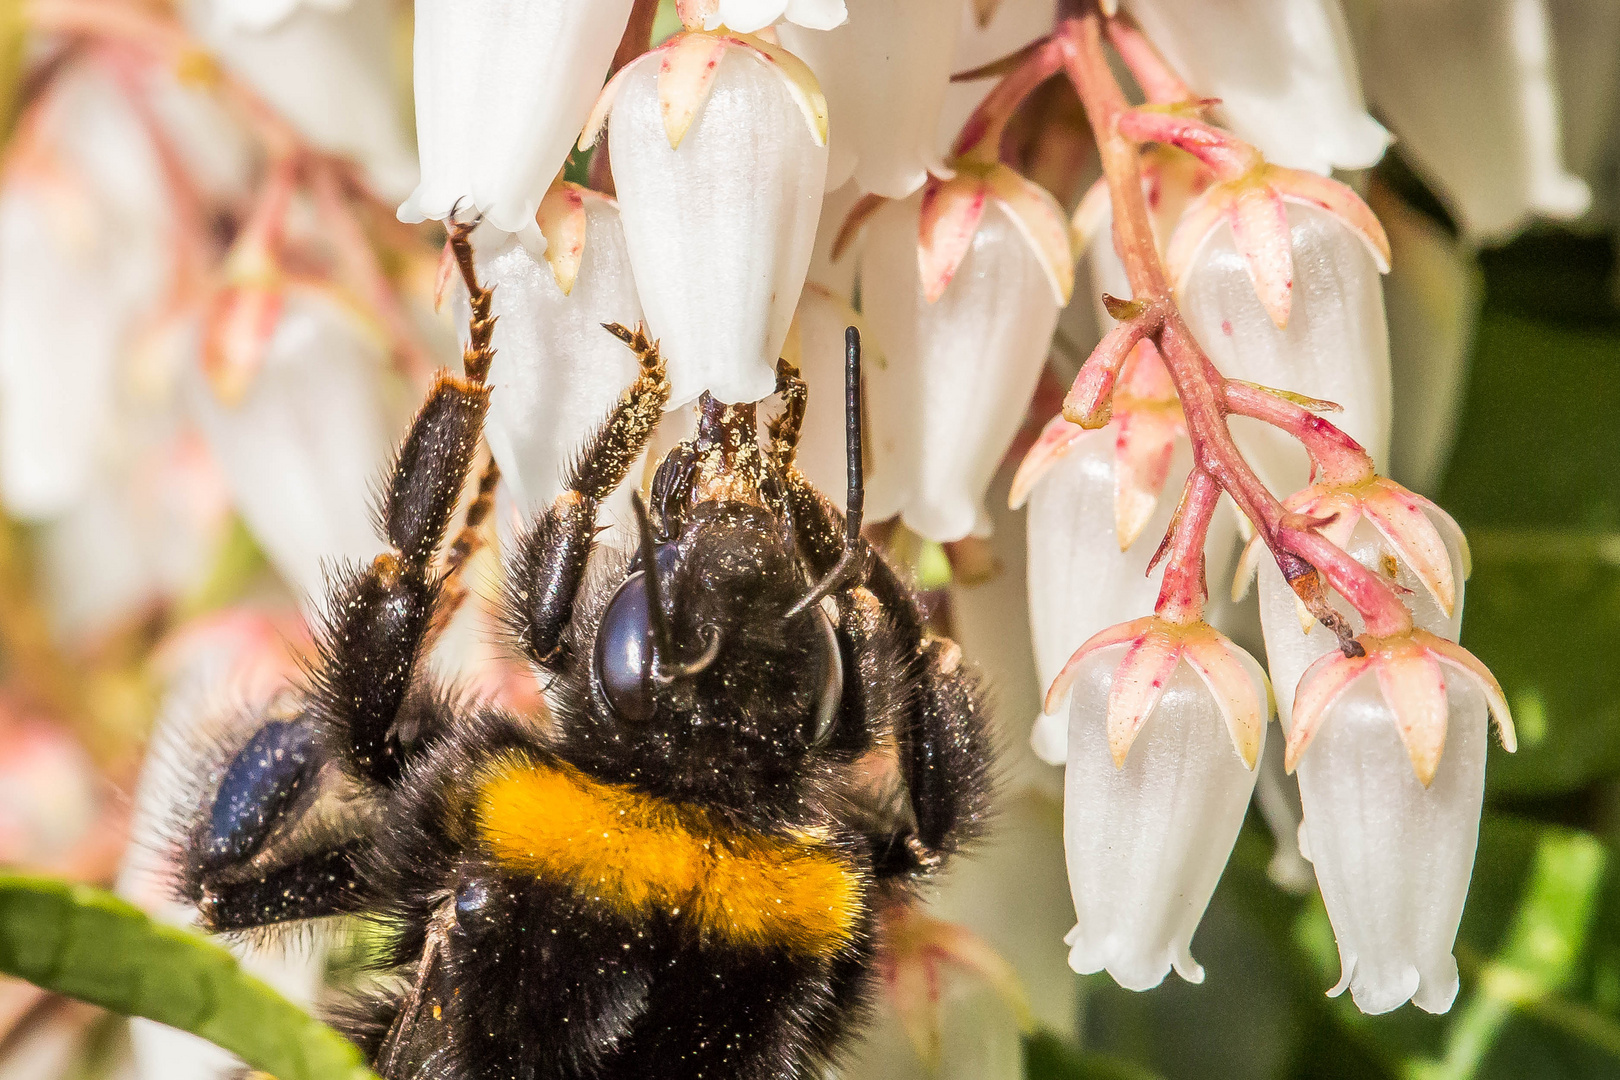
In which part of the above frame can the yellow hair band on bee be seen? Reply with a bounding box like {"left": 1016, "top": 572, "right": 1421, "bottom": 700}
{"left": 477, "top": 759, "right": 863, "bottom": 959}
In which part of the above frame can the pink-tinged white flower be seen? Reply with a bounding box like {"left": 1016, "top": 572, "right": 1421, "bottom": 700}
{"left": 193, "top": 0, "right": 419, "bottom": 201}
{"left": 184, "top": 293, "right": 394, "bottom": 599}
{"left": 1120, "top": 0, "right": 1389, "bottom": 174}
{"left": 1352, "top": 0, "right": 1589, "bottom": 241}
{"left": 780, "top": 0, "right": 960, "bottom": 199}
{"left": 471, "top": 184, "right": 645, "bottom": 528}
{"left": 859, "top": 166, "right": 1073, "bottom": 540}
{"left": 0, "top": 714, "right": 98, "bottom": 867}
{"left": 680, "top": 0, "right": 848, "bottom": 34}
{"left": 1015, "top": 389, "right": 1241, "bottom": 763}
{"left": 1380, "top": 190, "right": 1482, "bottom": 496}
{"left": 587, "top": 30, "right": 829, "bottom": 407}
{"left": 1049, "top": 616, "right": 1268, "bottom": 989}
{"left": 1175, "top": 200, "right": 1392, "bottom": 497}
{"left": 399, "top": 0, "right": 635, "bottom": 245}
{"left": 1283, "top": 630, "right": 1515, "bottom": 1014}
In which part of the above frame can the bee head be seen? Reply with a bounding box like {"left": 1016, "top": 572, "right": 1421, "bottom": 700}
{"left": 573, "top": 495, "right": 844, "bottom": 811}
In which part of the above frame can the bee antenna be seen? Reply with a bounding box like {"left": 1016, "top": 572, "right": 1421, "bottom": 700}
{"left": 786, "top": 325, "right": 866, "bottom": 619}
{"left": 631, "top": 491, "right": 720, "bottom": 684}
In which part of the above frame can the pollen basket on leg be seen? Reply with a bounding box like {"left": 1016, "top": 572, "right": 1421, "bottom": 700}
{"left": 476, "top": 758, "right": 864, "bottom": 957}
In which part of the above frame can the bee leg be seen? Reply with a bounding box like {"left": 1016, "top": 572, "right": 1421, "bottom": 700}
{"left": 766, "top": 357, "right": 808, "bottom": 466}
{"left": 505, "top": 325, "right": 670, "bottom": 670}
{"left": 308, "top": 371, "right": 489, "bottom": 786}
{"left": 176, "top": 710, "right": 374, "bottom": 931}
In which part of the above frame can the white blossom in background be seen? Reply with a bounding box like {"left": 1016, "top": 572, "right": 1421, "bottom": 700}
{"left": 692, "top": 0, "right": 848, "bottom": 34}
{"left": 400, "top": 0, "right": 636, "bottom": 246}
{"left": 1049, "top": 619, "right": 1268, "bottom": 989}
{"left": 1350, "top": 0, "right": 1590, "bottom": 241}
{"left": 1380, "top": 192, "right": 1482, "bottom": 496}
{"left": 1175, "top": 202, "right": 1393, "bottom": 496}
{"left": 1546, "top": 0, "right": 1620, "bottom": 203}
{"left": 780, "top": 0, "right": 960, "bottom": 198}
{"left": 861, "top": 166, "right": 1073, "bottom": 541}
{"left": 194, "top": 0, "right": 419, "bottom": 201}
{"left": 185, "top": 294, "right": 394, "bottom": 599}
{"left": 212, "top": 0, "right": 353, "bottom": 33}
{"left": 805, "top": 179, "right": 864, "bottom": 299}
{"left": 1249, "top": 477, "right": 1513, "bottom": 1013}
{"left": 1123, "top": 0, "right": 1389, "bottom": 175}
{"left": 474, "top": 185, "right": 644, "bottom": 529}
{"left": 0, "top": 69, "right": 170, "bottom": 521}
{"left": 594, "top": 33, "right": 829, "bottom": 407}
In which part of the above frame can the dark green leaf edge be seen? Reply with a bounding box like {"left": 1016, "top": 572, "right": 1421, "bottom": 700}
{"left": 0, "top": 874, "right": 375, "bottom": 1080}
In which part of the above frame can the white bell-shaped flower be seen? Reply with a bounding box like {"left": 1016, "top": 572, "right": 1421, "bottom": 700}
{"left": 1251, "top": 479, "right": 1494, "bottom": 1013}
{"left": 474, "top": 187, "right": 644, "bottom": 529}
{"left": 1352, "top": 0, "right": 1589, "bottom": 241}
{"left": 213, "top": 0, "right": 351, "bottom": 32}
{"left": 185, "top": 294, "right": 394, "bottom": 599}
{"left": 781, "top": 284, "right": 876, "bottom": 512}
{"left": 1178, "top": 202, "right": 1392, "bottom": 496}
{"left": 1053, "top": 619, "right": 1268, "bottom": 990}
{"left": 1293, "top": 666, "right": 1487, "bottom": 1014}
{"left": 779, "top": 0, "right": 960, "bottom": 198}
{"left": 400, "top": 0, "right": 636, "bottom": 244}
{"left": 1122, "top": 0, "right": 1389, "bottom": 175}
{"left": 1381, "top": 193, "right": 1482, "bottom": 496}
{"left": 806, "top": 179, "right": 864, "bottom": 299}
{"left": 861, "top": 181, "right": 1068, "bottom": 541}
{"left": 193, "top": 0, "right": 419, "bottom": 201}
{"left": 596, "top": 33, "right": 829, "bottom": 407}
{"left": 695, "top": 0, "right": 847, "bottom": 34}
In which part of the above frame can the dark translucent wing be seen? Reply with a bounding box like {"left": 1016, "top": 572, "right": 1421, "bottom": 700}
{"left": 374, "top": 904, "right": 457, "bottom": 1080}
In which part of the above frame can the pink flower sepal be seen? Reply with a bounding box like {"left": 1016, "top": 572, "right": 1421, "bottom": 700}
{"left": 1013, "top": 341, "right": 1184, "bottom": 550}
{"left": 1286, "top": 630, "right": 1516, "bottom": 787}
{"left": 533, "top": 179, "right": 607, "bottom": 296}
{"left": 1044, "top": 615, "right": 1269, "bottom": 770}
{"left": 580, "top": 28, "right": 829, "bottom": 153}
{"left": 1121, "top": 110, "right": 1390, "bottom": 329}
{"left": 917, "top": 159, "right": 1074, "bottom": 307}
{"left": 1235, "top": 475, "right": 1469, "bottom": 624}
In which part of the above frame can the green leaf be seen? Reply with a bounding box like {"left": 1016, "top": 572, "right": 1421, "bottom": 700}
{"left": 0, "top": 874, "right": 376, "bottom": 1080}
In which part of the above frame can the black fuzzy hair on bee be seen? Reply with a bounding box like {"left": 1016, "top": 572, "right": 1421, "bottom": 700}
{"left": 167, "top": 251, "right": 996, "bottom": 1079}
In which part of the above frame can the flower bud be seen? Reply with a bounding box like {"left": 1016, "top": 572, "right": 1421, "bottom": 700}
{"left": 779, "top": 0, "right": 959, "bottom": 198}
{"left": 400, "top": 0, "right": 636, "bottom": 243}
{"left": 1178, "top": 202, "right": 1392, "bottom": 495}
{"left": 473, "top": 189, "right": 644, "bottom": 526}
{"left": 196, "top": 0, "right": 418, "bottom": 201}
{"left": 185, "top": 294, "right": 393, "bottom": 598}
{"left": 1122, "top": 0, "right": 1389, "bottom": 174}
{"left": 861, "top": 178, "right": 1068, "bottom": 541}
{"left": 1052, "top": 619, "right": 1268, "bottom": 989}
{"left": 1353, "top": 0, "right": 1589, "bottom": 240}
{"left": 599, "top": 33, "right": 829, "bottom": 407}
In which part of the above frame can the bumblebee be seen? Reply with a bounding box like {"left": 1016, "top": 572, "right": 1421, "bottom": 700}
{"left": 174, "top": 232, "right": 994, "bottom": 1080}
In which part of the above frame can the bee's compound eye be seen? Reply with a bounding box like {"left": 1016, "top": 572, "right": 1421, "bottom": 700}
{"left": 594, "top": 571, "right": 656, "bottom": 723}
{"left": 808, "top": 607, "right": 843, "bottom": 747}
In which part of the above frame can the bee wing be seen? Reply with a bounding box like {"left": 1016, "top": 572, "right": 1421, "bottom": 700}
{"left": 374, "top": 903, "right": 458, "bottom": 1080}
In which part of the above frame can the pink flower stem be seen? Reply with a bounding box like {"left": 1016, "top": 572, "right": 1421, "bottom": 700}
{"left": 1103, "top": 16, "right": 1191, "bottom": 105}
{"left": 952, "top": 37, "right": 1067, "bottom": 160}
{"left": 1055, "top": 5, "right": 1411, "bottom": 647}
{"left": 1221, "top": 381, "right": 1375, "bottom": 488}
{"left": 1153, "top": 468, "right": 1220, "bottom": 625}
